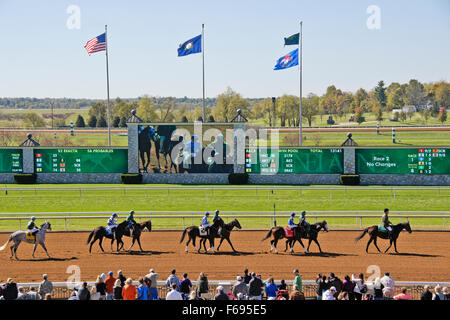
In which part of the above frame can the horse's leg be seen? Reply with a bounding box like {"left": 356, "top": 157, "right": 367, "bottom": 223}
{"left": 40, "top": 242, "right": 51, "bottom": 259}
{"left": 32, "top": 242, "right": 37, "bottom": 258}
{"left": 365, "top": 236, "right": 373, "bottom": 253}
{"left": 225, "top": 237, "right": 238, "bottom": 253}
{"left": 270, "top": 239, "right": 274, "bottom": 252}
{"left": 14, "top": 243, "right": 20, "bottom": 260}
{"left": 210, "top": 238, "right": 215, "bottom": 253}
{"left": 394, "top": 239, "right": 399, "bottom": 253}
{"left": 99, "top": 237, "right": 105, "bottom": 252}
{"left": 273, "top": 238, "right": 279, "bottom": 254}
{"left": 111, "top": 239, "right": 114, "bottom": 252}
{"left": 284, "top": 239, "right": 289, "bottom": 252}
{"left": 192, "top": 236, "right": 200, "bottom": 253}
{"left": 313, "top": 238, "right": 323, "bottom": 253}
{"left": 384, "top": 239, "right": 393, "bottom": 253}
{"left": 136, "top": 237, "right": 144, "bottom": 252}
{"left": 185, "top": 237, "right": 191, "bottom": 253}
{"left": 128, "top": 238, "right": 136, "bottom": 251}
{"left": 307, "top": 238, "right": 313, "bottom": 253}
{"left": 297, "top": 239, "right": 306, "bottom": 253}
{"left": 373, "top": 237, "right": 382, "bottom": 253}
{"left": 217, "top": 238, "right": 225, "bottom": 251}
{"left": 89, "top": 236, "right": 97, "bottom": 254}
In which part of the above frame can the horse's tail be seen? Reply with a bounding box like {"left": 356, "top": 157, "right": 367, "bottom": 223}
{"left": 261, "top": 228, "right": 274, "bottom": 241}
{"left": 86, "top": 230, "right": 95, "bottom": 245}
{"left": 179, "top": 229, "right": 188, "bottom": 243}
{"left": 0, "top": 235, "right": 12, "bottom": 251}
{"left": 355, "top": 228, "right": 369, "bottom": 242}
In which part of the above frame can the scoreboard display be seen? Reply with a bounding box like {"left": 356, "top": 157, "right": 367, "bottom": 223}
{"left": 245, "top": 148, "right": 343, "bottom": 174}
{"left": 356, "top": 148, "right": 450, "bottom": 174}
{"left": 0, "top": 149, "right": 23, "bottom": 173}
{"left": 34, "top": 148, "right": 128, "bottom": 173}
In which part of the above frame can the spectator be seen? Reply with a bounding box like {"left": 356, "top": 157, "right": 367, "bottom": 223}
{"left": 248, "top": 272, "right": 264, "bottom": 300}
{"left": 394, "top": 287, "right": 412, "bottom": 300}
{"left": 27, "top": 287, "right": 41, "bottom": 300}
{"left": 189, "top": 290, "right": 200, "bottom": 300}
{"left": 166, "top": 283, "right": 183, "bottom": 300}
{"left": 338, "top": 291, "right": 349, "bottom": 300}
{"left": 420, "top": 285, "right": 432, "bottom": 301}
{"left": 76, "top": 282, "right": 91, "bottom": 301}
{"left": 137, "top": 277, "right": 149, "bottom": 300}
{"left": 352, "top": 273, "right": 366, "bottom": 300}
{"left": 293, "top": 269, "right": 303, "bottom": 293}
{"left": 117, "top": 270, "right": 126, "bottom": 287}
{"left": 16, "top": 287, "right": 28, "bottom": 300}
{"left": 443, "top": 287, "right": 450, "bottom": 300}
{"left": 113, "top": 279, "right": 123, "bottom": 300}
{"left": 90, "top": 286, "right": 101, "bottom": 300}
{"left": 342, "top": 275, "right": 356, "bottom": 300}
{"left": 166, "top": 269, "right": 181, "bottom": 291}
{"left": 104, "top": 271, "right": 116, "bottom": 300}
{"left": 243, "top": 269, "right": 252, "bottom": 284}
{"left": 327, "top": 273, "right": 342, "bottom": 298}
{"left": 38, "top": 274, "right": 53, "bottom": 299}
{"left": 43, "top": 293, "right": 52, "bottom": 300}
{"left": 289, "top": 284, "right": 305, "bottom": 300}
{"left": 265, "top": 278, "right": 278, "bottom": 300}
{"left": 2, "top": 278, "right": 18, "bottom": 300}
{"left": 322, "top": 286, "right": 337, "bottom": 300}
{"left": 146, "top": 268, "right": 159, "bottom": 300}
{"left": 100, "top": 273, "right": 107, "bottom": 282}
{"left": 373, "top": 278, "right": 384, "bottom": 300}
{"left": 236, "top": 292, "right": 246, "bottom": 300}
{"left": 380, "top": 272, "right": 395, "bottom": 299}
{"left": 277, "top": 279, "right": 287, "bottom": 291}
{"left": 315, "top": 274, "right": 328, "bottom": 300}
{"left": 68, "top": 289, "right": 79, "bottom": 300}
{"left": 95, "top": 275, "right": 107, "bottom": 300}
{"left": 432, "top": 286, "right": 445, "bottom": 300}
{"left": 122, "top": 278, "right": 137, "bottom": 300}
{"left": 180, "top": 273, "right": 192, "bottom": 300}
{"left": 196, "top": 272, "right": 209, "bottom": 298}
{"left": 232, "top": 276, "right": 248, "bottom": 299}
{"left": 214, "top": 286, "right": 230, "bottom": 300}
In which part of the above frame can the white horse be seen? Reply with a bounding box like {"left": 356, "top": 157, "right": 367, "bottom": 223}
{"left": 0, "top": 222, "right": 52, "bottom": 260}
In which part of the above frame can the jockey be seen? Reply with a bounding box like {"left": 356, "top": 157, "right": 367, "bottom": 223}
{"left": 299, "top": 211, "right": 311, "bottom": 236}
{"left": 201, "top": 212, "right": 212, "bottom": 234}
{"left": 382, "top": 208, "right": 394, "bottom": 238}
{"left": 213, "top": 210, "right": 225, "bottom": 237}
{"left": 107, "top": 213, "right": 119, "bottom": 236}
{"left": 126, "top": 210, "right": 137, "bottom": 236}
{"left": 288, "top": 213, "right": 298, "bottom": 230}
{"left": 27, "top": 216, "right": 40, "bottom": 236}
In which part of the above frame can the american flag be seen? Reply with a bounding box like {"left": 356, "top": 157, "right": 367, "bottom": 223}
{"left": 84, "top": 33, "right": 106, "bottom": 55}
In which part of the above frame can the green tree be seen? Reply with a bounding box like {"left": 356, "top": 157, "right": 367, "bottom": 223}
{"left": 87, "top": 115, "right": 97, "bottom": 127}
{"left": 387, "top": 87, "right": 404, "bottom": 111}
{"left": 405, "top": 79, "right": 426, "bottom": 107}
{"left": 354, "top": 107, "right": 365, "bottom": 124}
{"left": 302, "top": 93, "right": 319, "bottom": 127}
{"left": 119, "top": 117, "right": 127, "bottom": 127}
{"left": 438, "top": 108, "right": 447, "bottom": 123}
{"left": 97, "top": 116, "right": 107, "bottom": 127}
{"left": 420, "top": 108, "right": 430, "bottom": 124}
{"left": 23, "top": 112, "right": 45, "bottom": 128}
{"left": 88, "top": 102, "right": 106, "bottom": 120}
{"left": 75, "top": 115, "right": 85, "bottom": 127}
{"left": 399, "top": 111, "right": 407, "bottom": 122}
{"left": 136, "top": 97, "right": 157, "bottom": 122}
{"left": 434, "top": 82, "right": 450, "bottom": 107}
{"left": 213, "top": 87, "right": 250, "bottom": 122}
{"left": 374, "top": 81, "right": 387, "bottom": 108}
{"left": 112, "top": 116, "right": 121, "bottom": 127}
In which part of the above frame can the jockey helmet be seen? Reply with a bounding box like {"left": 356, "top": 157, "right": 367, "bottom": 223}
{"left": 301, "top": 211, "right": 306, "bottom": 216}
{"left": 291, "top": 212, "right": 295, "bottom": 217}
{"left": 215, "top": 210, "right": 219, "bottom": 214}
{"left": 31, "top": 216, "right": 36, "bottom": 220}
{"left": 129, "top": 210, "right": 135, "bottom": 214}
{"left": 205, "top": 212, "right": 210, "bottom": 216}
{"left": 112, "top": 213, "right": 118, "bottom": 217}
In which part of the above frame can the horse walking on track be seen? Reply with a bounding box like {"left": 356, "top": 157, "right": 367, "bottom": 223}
{"left": 0, "top": 222, "right": 52, "bottom": 260}
{"left": 200, "top": 219, "right": 242, "bottom": 253}
{"left": 113, "top": 220, "right": 152, "bottom": 252}
{"left": 179, "top": 218, "right": 223, "bottom": 253}
{"left": 262, "top": 221, "right": 329, "bottom": 254}
{"left": 87, "top": 220, "right": 127, "bottom": 253}
{"left": 355, "top": 222, "right": 412, "bottom": 253}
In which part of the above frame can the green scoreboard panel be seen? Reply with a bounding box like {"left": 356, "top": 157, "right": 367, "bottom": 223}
{"left": 0, "top": 149, "right": 23, "bottom": 173}
{"left": 34, "top": 148, "right": 128, "bottom": 173}
{"left": 356, "top": 148, "right": 450, "bottom": 174}
{"left": 245, "top": 148, "right": 343, "bottom": 174}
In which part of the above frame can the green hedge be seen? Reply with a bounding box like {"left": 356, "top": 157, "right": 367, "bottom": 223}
{"left": 120, "top": 174, "right": 143, "bottom": 184}
{"left": 228, "top": 173, "right": 249, "bottom": 185}
{"left": 340, "top": 174, "right": 360, "bottom": 185}
{"left": 14, "top": 173, "right": 37, "bottom": 184}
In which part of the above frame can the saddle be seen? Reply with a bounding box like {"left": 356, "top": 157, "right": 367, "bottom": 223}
{"left": 199, "top": 226, "right": 209, "bottom": 236}
{"left": 26, "top": 231, "right": 36, "bottom": 241}
{"left": 284, "top": 227, "right": 295, "bottom": 238}
{"left": 377, "top": 225, "right": 388, "bottom": 233}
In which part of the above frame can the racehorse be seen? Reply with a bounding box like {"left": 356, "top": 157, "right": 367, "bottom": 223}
{"left": 261, "top": 221, "right": 329, "bottom": 254}
{"left": 355, "top": 222, "right": 412, "bottom": 253}
{"left": 0, "top": 222, "right": 52, "bottom": 260}
{"left": 112, "top": 220, "right": 152, "bottom": 252}
{"left": 138, "top": 126, "right": 160, "bottom": 173}
{"left": 199, "top": 219, "right": 242, "bottom": 253}
{"left": 87, "top": 220, "right": 128, "bottom": 253}
{"left": 284, "top": 221, "right": 329, "bottom": 254}
{"left": 179, "top": 218, "right": 224, "bottom": 253}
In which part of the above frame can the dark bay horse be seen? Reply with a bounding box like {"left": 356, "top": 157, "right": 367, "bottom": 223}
{"left": 355, "top": 222, "right": 412, "bottom": 253}
{"left": 139, "top": 126, "right": 160, "bottom": 173}
{"left": 179, "top": 219, "right": 223, "bottom": 253}
{"left": 87, "top": 220, "right": 127, "bottom": 253}
{"left": 262, "top": 221, "right": 329, "bottom": 254}
{"left": 112, "top": 220, "right": 152, "bottom": 252}
{"left": 200, "top": 219, "right": 242, "bottom": 253}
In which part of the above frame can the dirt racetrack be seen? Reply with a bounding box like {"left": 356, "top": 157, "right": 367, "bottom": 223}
{"left": 0, "top": 230, "right": 449, "bottom": 283}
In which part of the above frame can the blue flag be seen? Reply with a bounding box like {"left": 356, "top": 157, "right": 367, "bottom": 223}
{"left": 274, "top": 48, "right": 298, "bottom": 70}
{"left": 178, "top": 34, "right": 202, "bottom": 57}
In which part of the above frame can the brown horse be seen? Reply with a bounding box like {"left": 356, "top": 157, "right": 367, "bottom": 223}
{"left": 179, "top": 218, "right": 223, "bottom": 253}
{"left": 355, "top": 222, "right": 412, "bottom": 253}
{"left": 113, "top": 220, "right": 152, "bottom": 252}
{"left": 199, "top": 219, "right": 242, "bottom": 253}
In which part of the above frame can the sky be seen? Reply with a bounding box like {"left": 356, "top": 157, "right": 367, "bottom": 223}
{"left": 0, "top": 0, "right": 449, "bottom": 100}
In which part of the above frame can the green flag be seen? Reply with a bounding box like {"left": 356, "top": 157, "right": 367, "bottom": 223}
{"left": 284, "top": 33, "right": 299, "bottom": 46}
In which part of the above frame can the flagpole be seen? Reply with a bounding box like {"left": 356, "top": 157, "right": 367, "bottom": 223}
{"left": 299, "top": 21, "right": 303, "bottom": 146}
{"left": 105, "top": 24, "right": 111, "bottom": 146}
{"left": 202, "top": 23, "right": 205, "bottom": 122}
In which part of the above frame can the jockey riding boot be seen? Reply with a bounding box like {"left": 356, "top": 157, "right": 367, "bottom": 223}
{"left": 32, "top": 230, "right": 39, "bottom": 236}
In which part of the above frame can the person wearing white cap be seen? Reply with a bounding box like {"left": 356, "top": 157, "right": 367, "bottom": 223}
{"left": 322, "top": 286, "right": 337, "bottom": 300}
{"left": 232, "top": 275, "right": 248, "bottom": 299}
{"left": 214, "top": 285, "right": 229, "bottom": 300}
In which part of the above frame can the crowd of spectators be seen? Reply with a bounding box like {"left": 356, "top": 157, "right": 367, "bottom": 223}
{"left": 1, "top": 268, "right": 449, "bottom": 301}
